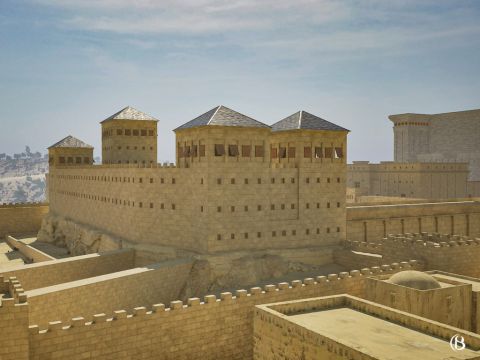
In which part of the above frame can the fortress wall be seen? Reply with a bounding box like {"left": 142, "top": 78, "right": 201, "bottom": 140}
{"left": 26, "top": 258, "right": 193, "bottom": 328}
{"left": 28, "top": 261, "right": 417, "bottom": 360}
{"left": 346, "top": 237, "right": 480, "bottom": 278}
{"left": 346, "top": 201, "right": 480, "bottom": 242}
{"left": 47, "top": 162, "right": 346, "bottom": 257}
{"left": 0, "top": 249, "right": 135, "bottom": 291}
{"left": 0, "top": 203, "right": 48, "bottom": 238}
{"left": 0, "top": 277, "right": 29, "bottom": 360}
{"left": 48, "top": 166, "right": 209, "bottom": 254}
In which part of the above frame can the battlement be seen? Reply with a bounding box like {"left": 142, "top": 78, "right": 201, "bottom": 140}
{"left": 0, "top": 276, "right": 27, "bottom": 308}
{"left": 0, "top": 202, "right": 48, "bottom": 208}
{"left": 345, "top": 232, "right": 480, "bottom": 251}
{"left": 53, "top": 162, "right": 177, "bottom": 170}
{"left": 27, "top": 259, "right": 418, "bottom": 335}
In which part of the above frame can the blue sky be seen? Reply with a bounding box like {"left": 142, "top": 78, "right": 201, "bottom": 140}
{"left": 1, "top": 0, "right": 479, "bottom": 162}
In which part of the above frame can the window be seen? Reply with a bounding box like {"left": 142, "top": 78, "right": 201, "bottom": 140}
{"left": 67, "top": 157, "right": 73, "bottom": 163}
{"left": 185, "top": 146, "right": 191, "bottom": 157}
{"left": 217, "top": 234, "right": 222, "bottom": 241}
{"left": 192, "top": 145, "right": 198, "bottom": 157}
{"left": 140, "top": 129, "right": 146, "bottom": 136}
{"left": 172, "top": 178, "right": 176, "bottom": 184}
{"left": 231, "top": 234, "right": 235, "bottom": 240}
{"left": 279, "top": 147, "right": 287, "bottom": 158}
{"left": 291, "top": 204, "right": 295, "bottom": 209}
{"left": 133, "top": 130, "right": 139, "bottom": 136}
{"left": 306, "top": 229, "right": 310, "bottom": 235}
{"left": 150, "top": 203, "right": 154, "bottom": 208}
{"left": 200, "top": 206, "right": 204, "bottom": 212}
{"left": 178, "top": 146, "right": 183, "bottom": 157}
{"left": 271, "top": 148, "right": 278, "bottom": 158}
{"left": 282, "top": 230, "right": 286, "bottom": 236}
{"left": 354, "top": 181, "right": 360, "bottom": 188}
{"left": 327, "top": 178, "right": 331, "bottom": 183}
{"left": 271, "top": 204, "right": 275, "bottom": 210}
{"left": 325, "top": 147, "right": 333, "bottom": 158}
{"left": 244, "top": 178, "right": 248, "bottom": 184}
{"left": 172, "top": 204, "right": 176, "bottom": 210}
{"left": 335, "top": 147, "right": 343, "bottom": 158}
{"left": 125, "top": 129, "right": 131, "bottom": 135}
{"left": 215, "top": 144, "right": 225, "bottom": 156}
{"left": 244, "top": 205, "right": 248, "bottom": 211}
{"left": 304, "top": 147, "right": 312, "bottom": 158}
{"left": 230, "top": 178, "right": 235, "bottom": 184}
{"left": 306, "top": 203, "right": 310, "bottom": 209}
{"left": 337, "top": 177, "right": 341, "bottom": 183}
{"left": 281, "top": 204, "right": 285, "bottom": 210}
{"left": 231, "top": 205, "right": 235, "bottom": 212}
{"left": 75, "top": 157, "right": 81, "bottom": 164}
{"left": 327, "top": 202, "right": 331, "bottom": 208}
{"left": 228, "top": 145, "right": 239, "bottom": 156}
{"left": 257, "top": 178, "right": 261, "bottom": 184}
{"left": 288, "top": 147, "right": 296, "bottom": 158}
{"left": 217, "top": 206, "right": 222, "bottom": 212}
{"left": 217, "top": 178, "right": 222, "bottom": 185}
{"left": 314, "top": 147, "right": 323, "bottom": 158}
{"left": 244, "top": 233, "right": 248, "bottom": 239}
{"left": 257, "top": 205, "right": 262, "bottom": 211}
{"left": 337, "top": 227, "right": 340, "bottom": 232}
{"left": 83, "top": 157, "right": 89, "bottom": 164}
{"left": 291, "top": 178, "right": 295, "bottom": 184}
{"left": 306, "top": 177, "right": 310, "bottom": 184}
{"left": 117, "top": 129, "right": 123, "bottom": 135}
{"left": 272, "top": 231, "right": 276, "bottom": 237}
{"left": 257, "top": 232, "right": 261, "bottom": 238}
{"left": 148, "top": 130, "right": 154, "bottom": 136}
{"left": 199, "top": 145, "right": 206, "bottom": 157}
{"left": 150, "top": 178, "right": 153, "bottom": 183}
{"left": 337, "top": 202, "right": 340, "bottom": 208}
{"left": 326, "top": 227, "right": 330, "bottom": 233}
{"left": 255, "top": 145, "right": 264, "bottom": 157}
{"left": 59, "top": 156, "right": 65, "bottom": 164}
{"left": 242, "top": 145, "right": 251, "bottom": 157}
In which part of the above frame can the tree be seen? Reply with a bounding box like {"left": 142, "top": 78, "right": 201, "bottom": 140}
{"left": 0, "top": 153, "right": 5, "bottom": 160}
{"left": 13, "top": 153, "right": 21, "bottom": 160}
{"left": 25, "top": 146, "right": 32, "bottom": 157}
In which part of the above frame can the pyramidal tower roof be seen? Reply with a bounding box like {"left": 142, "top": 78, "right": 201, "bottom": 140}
{"left": 175, "top": 105, "right": 270, "bottom": 131}
{"left": 48, "top": 135, "right": 93, "bottom": 149}
{"left": 101, "top": 106, "right": 158, "bottom": 123}
{"left": 271, "top": 111, "right": 349, "bottom": 132}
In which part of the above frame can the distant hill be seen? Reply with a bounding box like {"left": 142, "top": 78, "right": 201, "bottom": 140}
{"left": 0, "top": 147, "right": 48, "bottom": 203}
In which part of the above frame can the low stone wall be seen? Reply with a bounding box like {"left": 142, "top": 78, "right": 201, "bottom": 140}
{"left": 5, "top": 235, "right": 54, "bottom": 263}
{"left": 345, "top": 233, "right": 480, "bottom": 278}
{"left": 27, "top": 260, "right": 417, "bottom": 360}
{"left": 346, "top": 200, "right": 480, "bottom": 242}
{"left": 0, "top": 203, "right": 48, "bottom": 238}
{"left": 26, "top": 258, "right": 193, "bottom": 328}
{"left": 0, "top": 249, "right": 135, "bottom": 291}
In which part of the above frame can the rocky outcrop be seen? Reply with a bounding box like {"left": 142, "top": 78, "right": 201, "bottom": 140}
{"left": 38, "top": 214, "right": 339, "bottom": 297}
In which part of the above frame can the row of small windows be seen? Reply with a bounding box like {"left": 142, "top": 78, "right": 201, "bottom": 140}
{"left": 103, "top": 146, "right": 154, "bottom": 151}
{"left": 54, "top": 156, "right": 90, "bottom": 164}
{"left": 102, "top": 129, "right": 155, "bottom": 137}
{"left": 56, "top": 174, "right": 341, "bottom": 185}
{"left": 272, "top": 146, "right": 343, "bottom": 159}
{"left": 215, "top": 202, "right": 341, "bottom": 212}
{"left": 394, "top": 122, "right": 429, "bottom": 127}
{"left": 217, "top": 227, "right": 341, "bottom": 240}
{"left": 56, "top": 174, "right": 174, "bottom": 184}
{"left": 104, "top": 160, "right": 155, "bottom": 164}
{"left": 178, "top": 144, "right": 344, "bottom": 159}
{"left": 55, "top": 191, "right": 341, "bottom": 211}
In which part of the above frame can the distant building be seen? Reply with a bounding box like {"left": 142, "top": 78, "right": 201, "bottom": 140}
{"left": 390, "top": 109, "right": 480, "bottom": 180}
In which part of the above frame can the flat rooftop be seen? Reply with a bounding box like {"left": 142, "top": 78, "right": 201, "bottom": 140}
{"left": 289, "top": 307, "right": 477, "bottom": 359}
{"left": 257, "top": 295, "right": 480, "bottom": 360}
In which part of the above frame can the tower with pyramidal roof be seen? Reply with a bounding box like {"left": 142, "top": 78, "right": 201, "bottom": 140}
{"left": 101, "top": 106, "right": 158, "bottom": 165}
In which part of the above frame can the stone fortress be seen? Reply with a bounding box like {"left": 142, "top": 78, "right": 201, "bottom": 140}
{"left": 1, "top": 105, "right": 480, "bottom": 359}
{"left": 348, "top": 108, "right": 480, "bottom": 201}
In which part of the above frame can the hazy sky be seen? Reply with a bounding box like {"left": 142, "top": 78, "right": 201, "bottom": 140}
{"left": 1, "top": 0, "right": 479, "bottom": 163}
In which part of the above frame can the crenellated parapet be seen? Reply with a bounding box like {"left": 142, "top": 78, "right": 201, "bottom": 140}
{"left": 27, "top": 259, "right": 418, "bottom": 335}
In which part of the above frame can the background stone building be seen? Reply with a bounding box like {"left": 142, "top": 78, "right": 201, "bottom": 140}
{"left": 390, "top": 108, "right": 480, "bottom": 180}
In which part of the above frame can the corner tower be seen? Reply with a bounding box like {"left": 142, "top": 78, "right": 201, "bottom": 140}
{"left": 174, "top": 105, "right": 271, "bottom": 168}
{"left": 101, "top": 106, "right": 158, "bottom": 165}
{"left": 388, "top": 114, "right": 431, "bottom": 162}
{"left": 48, "top": 135, "right": 93, "bottom": 167}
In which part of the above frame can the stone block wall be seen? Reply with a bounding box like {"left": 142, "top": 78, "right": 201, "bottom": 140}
{"left": 27, "top": 261, "right": 417, "bottom": 360}
{"left": 0, "top": 249, "right": 135, "bottom": 291}
{"left": 0, "top": 203, "right": 48, "bottom": 238}
{"left": 346, "top": 200, "right": 480, "bottom": 242}
{"left": 5, "top": 235, "right": 55, "bottom": 263}
{"left": 26, "top": 258, "right": 193, "bottom": 328}
{"left": 345, "top": 233, "right": 480, "bottom": 277}
{"left": 0, "top": 276, "right": 29, "bottom": 360}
